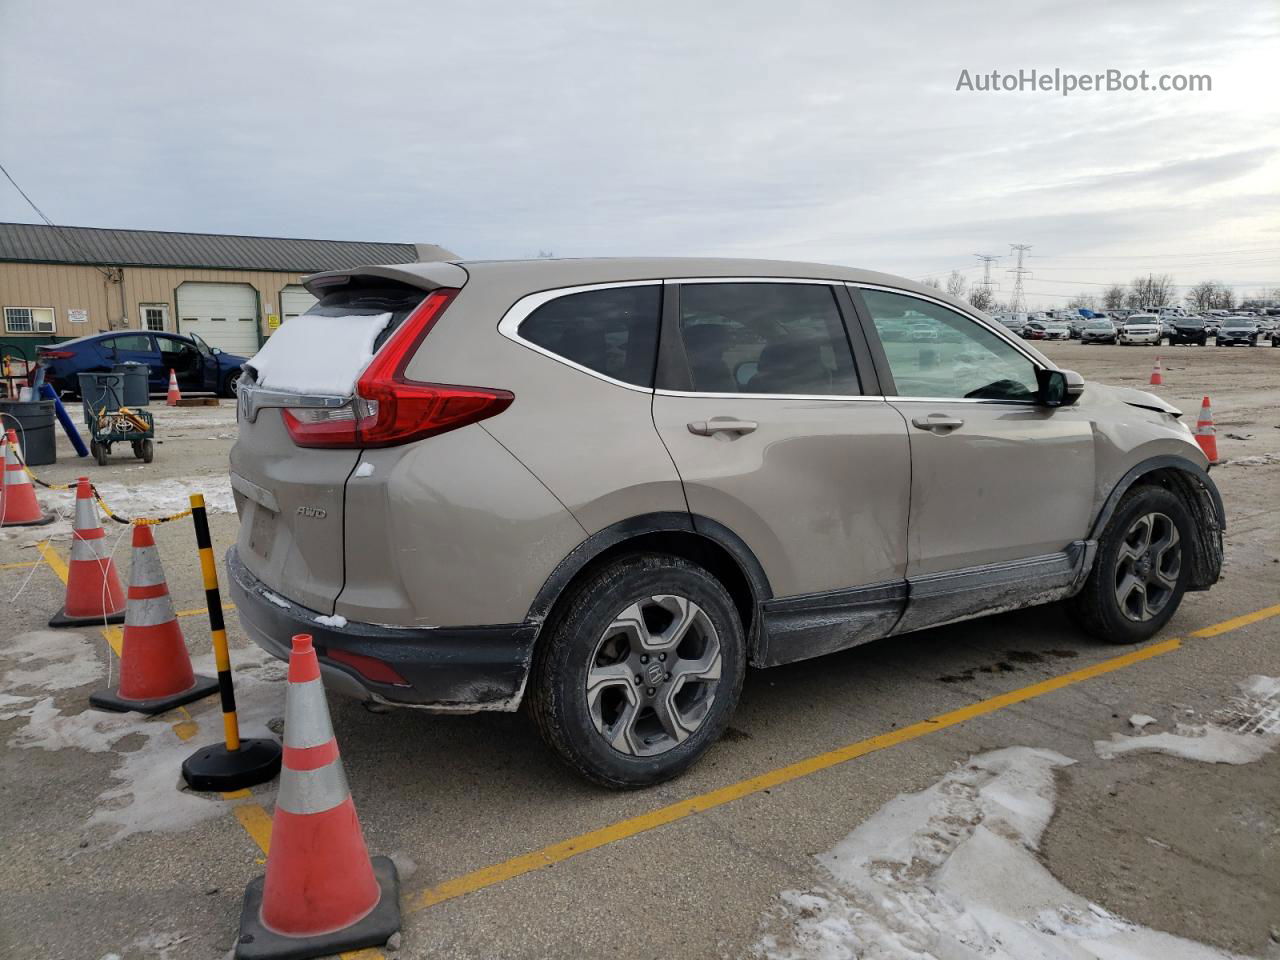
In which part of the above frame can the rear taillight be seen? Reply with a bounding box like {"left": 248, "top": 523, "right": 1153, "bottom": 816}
{"left": 282, "top": 288, "right": 513, "bottom": 449}
{"left": 324, "top": 648, "right": 409, "bottom": 686}
{"left": 38, "top": 349, "right": 75, "bottom": 359}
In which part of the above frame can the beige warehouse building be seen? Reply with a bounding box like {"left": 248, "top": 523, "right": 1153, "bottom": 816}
{"left": 0, "top": 222, "right": 449, "bottom": 360}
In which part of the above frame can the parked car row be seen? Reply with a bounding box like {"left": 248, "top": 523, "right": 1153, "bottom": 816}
{"left": 36, "top": 331, "right": 249, "bottom": 399}
{"left": 993, "top": 312, "right": 1278, "bottom": 348}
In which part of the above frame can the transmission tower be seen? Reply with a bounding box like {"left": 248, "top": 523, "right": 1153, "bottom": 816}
{"left": 1007, "top": 244, "right": 1032, "bottom": 314}
{"left": 975, "top": 254, "right": 1001, "bottom": 303}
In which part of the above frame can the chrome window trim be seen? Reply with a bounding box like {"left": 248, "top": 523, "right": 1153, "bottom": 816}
{"left": 847, "top": 281, "right": 1049, "bottom": 370}
{"left": 655, "top": 388, "right": 884, "bottom": 402}
{"left": 667, "top": 276, "right": 845, "bottom": 286}
{"left": 496, "top": 279, "right": 662, "bottom": 395}
{"left": 889, "top": 396, "right": 1039, "bottom": 406}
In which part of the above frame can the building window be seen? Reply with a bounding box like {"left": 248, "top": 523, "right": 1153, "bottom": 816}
{"left": 4, "top": 307, "right": 56, "bottom": 334}
{"left": 141, "top": 304, "right": 169, "bottom": 332}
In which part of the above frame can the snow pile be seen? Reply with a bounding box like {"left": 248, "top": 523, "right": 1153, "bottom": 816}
{"left": 91, "top": 475, "right": 235, "bottom": 516}
{"left": 752, "top": 748, "right": 1244, "bottom": 960}
{"left": 248, "top": 312, "right": 392, "bottom": 394}
{"left": 314, "top": 613, "right": 347, "bottom": 628}
{"left": 1096, "top": 675, "right": 1280, "bottom": 762}
{"left": 354, "top": 461, "right": 375, "bottom": 478}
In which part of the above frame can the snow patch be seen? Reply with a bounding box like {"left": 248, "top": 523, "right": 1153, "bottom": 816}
{"left": 3, "top": 641, "right": 284, "bottom": 843}
{"left": 2, "top": 629, "right": 105, "bottom": 692}
{"left": 752, "top": 747, "right": 1245, "bottom": 960}
{"left": 261, "top": 590, "right": 291, "bottom": 609}
{"left": 91, "top": 475, "right": 235, "bottom": 516}
{"left": 1129, "top": 713, "right": 1158, "bottom": 729}
{"left": 314, "top": 614, "right": 347, "bottom": 628}
{"left": 248, "top": 312, "right": 392, "bottom": 394}
{"left": 354, "top": 461, "right": 375, "bottom": 478}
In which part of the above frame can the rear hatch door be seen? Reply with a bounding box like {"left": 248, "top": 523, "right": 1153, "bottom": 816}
{"left": 229, "top": 269, "right": 457, "bottom": 614}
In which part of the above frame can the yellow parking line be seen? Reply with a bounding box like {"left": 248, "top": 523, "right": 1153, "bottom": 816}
{"left": 0, "top": 560, "right": 37, "bottom": 569}
{"left": 35, "top": 540, "right": 67, "bottom": 581}
{"left": 1190, "top": 602, "right": 1280, "bottom": 637}
{"left": 413, "top": 598, "right": 1280, "bottom": 912}
{"left": 412, "top": 637, "right": 1180, "bottom": 910}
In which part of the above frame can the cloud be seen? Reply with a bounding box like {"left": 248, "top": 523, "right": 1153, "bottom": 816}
{"left": 0, "top": 0, "right": 1277, "bottom": 303}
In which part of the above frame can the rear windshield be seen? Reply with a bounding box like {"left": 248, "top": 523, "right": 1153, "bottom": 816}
{"left": 305, "top": 281, "right": 428, "bottom": 352}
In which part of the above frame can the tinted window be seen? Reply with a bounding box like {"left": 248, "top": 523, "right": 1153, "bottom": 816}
{"left": 307, "top": 282, "right": 427, "bottom": 352}
{"left": 520, "top": 285, "right": 661, "bottom": 388}
{"left": 861, "top": 290, "right": 1038, "bottom": 401}
{"left": 106, "top": 334, "right": 153, "bottom": 352}
{"left": 677, "top": 283, "right": 858, "bottom": 395}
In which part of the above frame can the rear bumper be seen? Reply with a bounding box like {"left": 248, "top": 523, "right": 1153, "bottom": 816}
{"left": 225, "top": 547, "right": 535, "bottom": 712}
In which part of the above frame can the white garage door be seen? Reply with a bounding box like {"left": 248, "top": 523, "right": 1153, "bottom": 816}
{"left": 280, "top": 285, "right": 318, "bottom": 324}
{"left": 177, "top": 282, "right": 261, "bottom": 356}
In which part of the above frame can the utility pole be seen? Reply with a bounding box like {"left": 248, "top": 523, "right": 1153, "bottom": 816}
{"left": 1007, "top": 244, "right": 1032, "bottom": 314}
{"left": 975, "top": 254, "right": 1000, "bottom": 303}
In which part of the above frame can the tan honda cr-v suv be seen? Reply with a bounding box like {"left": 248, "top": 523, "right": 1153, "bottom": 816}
{"left": 227, "top": 257, "right": 1223, "bottom": 787}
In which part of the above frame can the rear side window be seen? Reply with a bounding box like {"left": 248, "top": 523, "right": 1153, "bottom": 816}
{"left": 519, "top": 285, "right": 661, "bottom": 388}
{"left": 106, "top": 334, "right": 153, "bottom": 352}
{"left": 676, "top": 283, "right": 858, "bottom": 395}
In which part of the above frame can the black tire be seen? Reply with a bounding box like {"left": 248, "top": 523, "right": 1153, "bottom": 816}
{"left": 528, "top": 552, "right": 746, "bottom": 789}
{"left": 93, "top": 440, "right": 108, "bottom": 466}
{"left": 141, "top": 438, "right": 154, "bottom": 463}
{"left": 1068, "top": 485, "right": 1193, "bottom": 644}
{"left": 223, "top": 371, "right": 242, "bottom": 398}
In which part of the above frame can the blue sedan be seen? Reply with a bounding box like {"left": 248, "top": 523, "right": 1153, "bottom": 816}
{"left": 37, "top": 331, "right": 248, "bottom": 399}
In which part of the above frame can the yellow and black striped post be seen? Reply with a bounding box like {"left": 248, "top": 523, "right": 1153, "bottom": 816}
{"left": 181, "top": 492, "right": 282, "bottom": 791}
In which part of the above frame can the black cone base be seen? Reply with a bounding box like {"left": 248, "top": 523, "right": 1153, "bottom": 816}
{"left": 235, "top": 856, "right": 401, "bottom": 960}
{"left": 90, "top": 673, "right": 219, "bottom": 715}
{"left": 182, "top": 738, "right": 282, "bottom": 791}
{"left": 48, "top": 606, "right": 126, "bottom": 628}
{"left": 2, "top": 511, "right": 57, "bottom": 528}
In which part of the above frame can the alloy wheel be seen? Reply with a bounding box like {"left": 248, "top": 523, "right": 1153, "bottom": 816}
{"left": 585, "top": 595, "right": 722, "bottom": 757}
{"left": 1113, "top": 511, "right": 1181, "bottom": 622}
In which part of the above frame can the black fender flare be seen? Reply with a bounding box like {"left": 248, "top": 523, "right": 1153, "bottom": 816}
{"left": 525, "top": 511, "right": 773, "bottom": 624}
{"left": 1088, "top": 454, "right": 1225, "bottom": 590}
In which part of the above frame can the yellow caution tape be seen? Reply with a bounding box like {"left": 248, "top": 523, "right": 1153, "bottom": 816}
{"left": 16, "top": 455, "right": 193, "bottom": 526}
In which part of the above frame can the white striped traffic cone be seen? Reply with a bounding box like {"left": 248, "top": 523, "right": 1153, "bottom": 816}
{"left": 1, "top": 428, "right": 55, "bottom": 527}
{"left": 166, "top": 368, "right": 181, "bottom": 405}
{"left": 235, "top": 634, "right": 400, "bottom": 959}
{"left": 89, "top": 523, "right": 218, "bottom": 713}
{"left": 49, "top": 477, "right": 124, "bottom": 627}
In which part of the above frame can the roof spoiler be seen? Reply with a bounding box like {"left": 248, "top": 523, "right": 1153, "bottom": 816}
{"left": 303, "top": 261, "right": 469, "bottom": 297}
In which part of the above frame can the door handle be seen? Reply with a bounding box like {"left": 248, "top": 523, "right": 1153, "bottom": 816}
{"left": 911, "top": 414, "right": 965, "bottom": 433}
{"left": 687, "top": 417, "right": 759, "bottom": 437}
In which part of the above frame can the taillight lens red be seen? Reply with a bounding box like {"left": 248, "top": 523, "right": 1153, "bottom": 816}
{"left": 38, "top": 349, "right": 75, "bottom": 359}
{"left": 324, "top": 648, "right": 409, "bottom": 686}
{"left": 282, "top": 288, "right": 513, "bottom": 449}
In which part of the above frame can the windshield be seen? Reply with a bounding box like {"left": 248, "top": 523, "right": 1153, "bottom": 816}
{"left": 1087, "top": 321, "right": 1111, "bottom": 328}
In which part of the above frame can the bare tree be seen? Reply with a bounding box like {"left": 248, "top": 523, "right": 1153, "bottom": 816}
{"left": 1102, "top": 285, "right": 1127, "bottom": 310}
{"left": 1186, "top": 280, "right": 1218, "bottom": 312}
{"left": 921, "top": 276, "right": 942, "bottom": 290}
{"left": 1067, "top": 294, "right": 1097, "bottom": 310}
{"left": 945, "top": 270, "right": 967, "bottom": 299}
{"left": 1128, "top": 273, "right": 1176, "bottom": 310}
{"left": 968, "top": 287, "right": 995, "bottom": 311}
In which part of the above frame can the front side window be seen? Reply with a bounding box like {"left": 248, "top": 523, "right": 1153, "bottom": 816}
{"left": 519, "top": 285, "right": 661, "bottom": 388}
{"left": 860, "top": 289, "right": 1039, "bottom": 401}
{"left": 676, "top": 283, "right": 858, "bottom": 395}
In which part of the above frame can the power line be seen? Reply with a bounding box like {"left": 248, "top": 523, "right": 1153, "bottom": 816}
{"left": 0, "top": 158, "right": 116, "bottom": 281}
{"left": 975, "top": 253, "right": 1001, "bottom": 300}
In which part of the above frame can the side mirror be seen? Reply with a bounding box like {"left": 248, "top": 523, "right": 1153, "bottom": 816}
{"left": 212, "top": 347, "right": 224, "bottom": 356}
{"left": 1036, "top": 368, "right": 1085, "bottom": 407}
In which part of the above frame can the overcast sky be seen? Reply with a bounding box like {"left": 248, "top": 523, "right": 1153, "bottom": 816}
{"left": 1, "top": 1, "right": 1276, "bottom": 305}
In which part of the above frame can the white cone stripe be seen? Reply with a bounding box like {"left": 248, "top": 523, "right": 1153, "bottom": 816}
{"left": 70, "top": 535, "right": 110, "bottom": 562}
{"left": 283, "top": 678, "right": 337, "bottom": 748}
{"left": 276, "top": 760, "right": 350, "bottom": 815}
{"left": 129, "top": 544, "right": 168, "bottom": 588}
{"left": 74, "top": 496, "right": 101, "bottom": 530}
{"left": 5, "top": 467, "right": 32, "bottom": 488}
{"left": 125, "top": 593, "right": 178, "bottom": 628}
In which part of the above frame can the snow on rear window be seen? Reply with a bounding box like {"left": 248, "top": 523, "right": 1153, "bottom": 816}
{"left": 247, "top": 312, "right": 392, "bottom": 394}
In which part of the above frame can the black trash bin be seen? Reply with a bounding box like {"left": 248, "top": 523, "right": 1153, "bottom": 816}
{"left": 0, "top": 399, "right": 57, "bottom": 466}
{"left": 111, "top": 362, "right": 151, "bottom": 407}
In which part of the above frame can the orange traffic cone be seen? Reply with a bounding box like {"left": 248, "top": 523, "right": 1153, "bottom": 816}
{"left": 2, "top": 428, "right": 55, "bottom": 527}
{"left": 1149, "top": 357, "right": 1163, "bottom": 385}
{"left": 235, "top": 634, "right": 400, "bottom": 960}
{"left": 48, "top": 477, "right": 124, "bottom": 626}
{"left": 90, "top": 523, "right": 218, "bottom": 712}
{"left": 166, "top": 368, "right": 181, "bottom": 405}
{"left": 1194, "top": 396, "right": 1220, "bottom": 464}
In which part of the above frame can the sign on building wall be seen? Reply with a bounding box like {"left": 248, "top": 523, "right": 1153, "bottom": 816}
{"left": 68, "top": 308, "right": 88, "bottom": 324}
{"left": 267, "top": 313, "right": 281, "bottom": 330}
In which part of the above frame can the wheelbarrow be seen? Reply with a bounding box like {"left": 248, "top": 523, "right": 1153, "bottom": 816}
{"left": 86, "top": 404, "right": 155, "bottom": 465}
